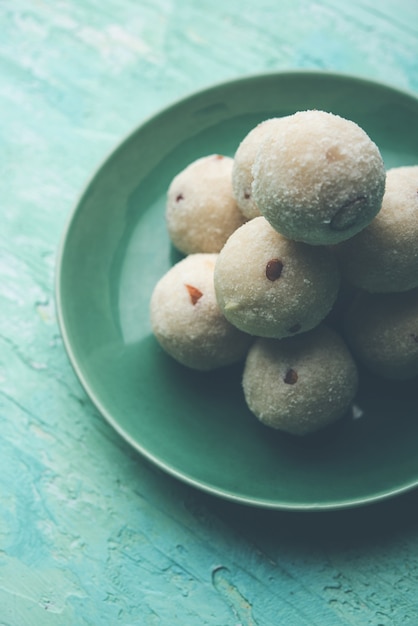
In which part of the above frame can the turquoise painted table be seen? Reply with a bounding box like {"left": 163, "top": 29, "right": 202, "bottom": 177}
{"left": 2, "top": 1, "right": 418, "bottom": 624}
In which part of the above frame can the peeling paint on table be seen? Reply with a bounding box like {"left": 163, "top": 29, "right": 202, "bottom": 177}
{"left": 2, "top": 1, "right": 418, "bottom": 624}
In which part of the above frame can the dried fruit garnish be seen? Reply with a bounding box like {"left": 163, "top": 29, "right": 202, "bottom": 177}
{"left": 185, "top": 284, "right": 203, "bottom": 305}
{"left": 284, "top": 368, "right": 298, "bottom": 384}
{"left": 330, "top": 196, "right": 367, "bottom": 231}
{"left": 325, "top": 145, "right": 343, "bottom": 162}
{"left": 265, "top": 258, "right": 284, "bottom": 281}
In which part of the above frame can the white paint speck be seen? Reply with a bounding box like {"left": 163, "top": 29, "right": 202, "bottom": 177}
{"left": 351, "top": 403, "right": 364, "bottom": 420}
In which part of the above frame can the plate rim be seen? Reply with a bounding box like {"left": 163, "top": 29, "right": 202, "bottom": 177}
{"left": 55, "top": 69, "right": 418, "bottom": 511}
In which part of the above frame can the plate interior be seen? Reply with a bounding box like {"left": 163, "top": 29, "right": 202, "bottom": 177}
{"left": 57, "top": 72, "right": 418, "bottom": 509}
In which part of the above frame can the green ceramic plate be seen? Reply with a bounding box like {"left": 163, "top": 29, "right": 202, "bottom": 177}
{"left": 56, "top": 71, "right": 418, "bottom": 510}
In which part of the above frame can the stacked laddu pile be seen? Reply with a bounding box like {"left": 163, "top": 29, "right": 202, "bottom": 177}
{"left": 150, "top": 110, "right": 418, "bottom": 436}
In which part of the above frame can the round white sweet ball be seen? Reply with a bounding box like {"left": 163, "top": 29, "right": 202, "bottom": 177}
{"left": 252, "top": 110, "right": 386, "bottom": 245}
{"left": 344, "top": 288, "right": 418, "bottom": 380}
{"left": 232, "top": 118, "right": 286, "bottom": 220}
{"left": 150, "top": 253, "right": 253, "bottom": 370}
{"left": 335, "top": 165, "right": 418, "bottom": 293}
{"left": 214, "top": 216, "right": 340, "bottom": 339}
{"left": 166, "top": 155, "right": 246, "bottom": 254}
{"left": 242, "top": 325, "right": 359, "bottom": 435}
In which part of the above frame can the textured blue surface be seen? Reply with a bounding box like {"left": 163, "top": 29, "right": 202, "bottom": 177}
{"left": 2, "top": 1, "right": 418, "bottom": 624}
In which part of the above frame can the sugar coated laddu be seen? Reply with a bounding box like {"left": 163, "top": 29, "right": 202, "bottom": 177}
{"left": 150, "top": 253, "right": 253, "bottom": 370}
{"left": 344, "top": 288, "right": 418, "bottom": 380}
{"left": 335, "top": 165, "right": 418, "bottom": 293}
{"left": 232, "top": 118, "right": 286, "bottom": 220}
{"left": 166, "top": 154, "right": 246, "bottom": 254}
{"left": 252, "top": 110, "right": 386, "bottom": 245}
{"left": 214, "top": 216, "right": 340, "bottom": 339}
{"left": 242, "top": 325, "right": 358, "bottom": 435}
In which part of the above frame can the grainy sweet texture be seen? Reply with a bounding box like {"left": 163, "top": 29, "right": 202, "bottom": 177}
{"left": 166, "top": 154, "right": 246, "bottom": 254}
{"left": 252, "top": 110, "right": 386, "bottom": 245}
{"left": 214, "top": 216, "right": 340, "bottom": 338}
{"left": 344, "top": 288, "right": 418, "bottom": 379}
{"left": 153, "top": 111, "right": 418, "bottom": 436}
{"left": 150, "top": 253, "right": 253, "bottom": 370}
{"left": 232, "top": 118, "right": 286, "bottom": 219}
{"left": 335, "top": 165, "right": 418, "bottom": 292}
{"left": 242, "top": 325, "right": 359, "bottom": 435}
